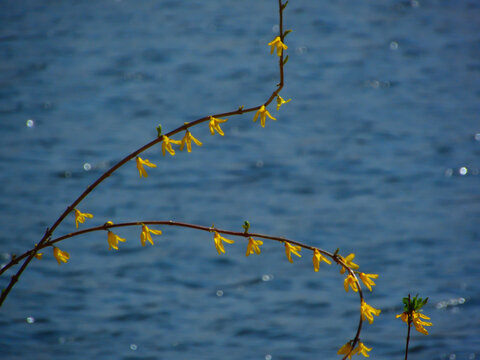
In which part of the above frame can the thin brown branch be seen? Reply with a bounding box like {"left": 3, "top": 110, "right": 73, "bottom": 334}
{"left": 405, "top": 294, "right": 412, "bottom": 360}
{"left": 0, "top": 0, "right": 288, "bottom": 307}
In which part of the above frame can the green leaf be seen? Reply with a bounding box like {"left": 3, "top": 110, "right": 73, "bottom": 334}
{"left": 242, "top": 221, "right": 250, "bottom": 233}
{"left": 403, "top": 294, "right": 429, "bottom": 312}
{"left": 283, "top": 55, "right": 289, "bottom": 65}
{"left": 281, "top": 1, "right": 289, "bottom": 10}
{"left": 156, "top": 124, "right": 162, "bottom": 137}
{"left": 283, "top": 29, "right": 292, "bottom": 38}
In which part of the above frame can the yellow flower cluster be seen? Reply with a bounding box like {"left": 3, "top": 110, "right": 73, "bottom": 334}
{"left": 358, "top": 273, "right": 378, "bottom": 292}
{"left": 246, "top": 237, "right": 263, "bottom": 256}
{"left": 338, "top": 340, "right": 372, "bottom": 359}
{"left": 161, "top": 135, "right": 182, "bottom": 156}
{"left": 53, "top": 247, "right": 70, "bottom": 265}
{"left": 343, "top": 272, "right": 378, "bottom": 293}
{"left": 180, "top": 130, "right": 202, "bottom": 153}
{"left": 128, "top": 38, "right": 289, "bottom": 181}
{"left": 339, "top": 253, "right": 359, "bottom": 274}
{"left": 251, "top": 38, "right": 291, "bottom": 127}
{"left": 340, "top": 255, "right": 379, "bottom": 293}
{"left": 107, "top": 230, "right": 126, "bottom": 251}
{"left": 209, "top": 231, "right": 333, "bottom": 278}
{"left": 313, "top": 249, "right": 331, "bottom": 272}
{"left": 344, "top": 274, "right": 358, "bottom": 292}
{"left": 335, "top": 252, "right": 381, "bottom": 355}
{"left": 268, "top": 36, "right": 288, "bottom": 57}
{"left": 213, "top": 231, "right": 235, "bottom": 255}
{"left": 396, "top": 310, "right": 432, "bottom": 335}
{"left": 209, "top": 116, "right": 228, "bottom": 136}
{"left": 276, "top": 95, "right": 291, "bottom": 110}
{"left": 136, "top": 157, "right": 156, "bottom": 177}
{"left": 105, "top": 223, "right": 163, "bottom": 250}
{"left": 284, "top": 242, "right": 302, "bottom": 263}
{"left": 140, "top": 224, "right": 162, "bottom": 247}
{"left": 74, "top": 208, "right": 93, "bottom": 229}
{"left": 48, "top": 219, "right": 165, "bottom": 264}
{"left": 361, "top": 300, "right": 381, "bottom": 324}
{"left": 253, "top": 105, "right": 276, "bottom": 128}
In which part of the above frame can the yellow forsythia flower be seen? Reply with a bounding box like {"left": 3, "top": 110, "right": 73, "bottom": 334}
{"left": 53, "top": 247, "right": 70, "bottom": 265}
{"left": 284, "top": 242, "right": 302, "bottom": 263}
{"left": 396, "top": 310, "right": 432, "bottom": 335}
{"left": 246, "top": 237, "right": 263, "bottom": 256}
{"left": 361, "top": 300, "right": 381, "bottom": 324}
{"left": 179, "top": 130, "right": 202, "bottom": 153}
{"left": 209, "top": 116, "right": 228, "bottom": 136}
{"left": 136, "top": 157, "right": 156, "bottom": 177}
{"left": 107, "top": 230, "right": 126, "bottom": 251}
{"left": 396, "top": 312, "right": 408, "bottom": 323}
{"left": 412, "top": 312, "right": 432, "bottom": 335}
{"left": 253, "top": 105, "right": 276, "bottom": 128}
{"left": 276, "top": 95, "right": 291, "bottom": 110}
{"left": 339, "top": 253, "right": 360, "bottom": 274}
{"left": 358, "top": 273, "right": 378, "bottom": 292}
{"left": 140, "top": 224, "right": 162, "bottom": 246}
{"left": 268, "top": 36, "right": 288, "bottom": 57}
{"left": 313, "top": 249, "right": 331, "bottom": 272}
{"left": 74, "top": 209, "right": 94, "bottom": 229}
{"left": 344, "top": 274, "right": 358, "bottom": 292}
{"left": 337, "top": 341, "right": 354, "bottom": 359}
{"left": 213, "top": 231, "right": 234, "bottom": 255}
{"left": 161, "top": 135, "right": 181, "bottom": 156}
{"left": 354, "top": 341, "right": 372, "bottom": 358}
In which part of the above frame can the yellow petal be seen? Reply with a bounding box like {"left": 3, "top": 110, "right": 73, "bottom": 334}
{"left": 53, "top": 247, "right": 70, "bottom": 265}
{"left": 253, "top": 107, "right": 262, "bottom": 123}
{"left": 265, "top": 109, "right": 276, "bottom": 120}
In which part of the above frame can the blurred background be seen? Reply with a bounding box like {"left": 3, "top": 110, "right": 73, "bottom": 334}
{"left": 1, "top": 0, "right": 479, "bottom": 359}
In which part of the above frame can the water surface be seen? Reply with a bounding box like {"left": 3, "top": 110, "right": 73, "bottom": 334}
{"left": 1, "top": 0, "right": 479, "bottom": 359}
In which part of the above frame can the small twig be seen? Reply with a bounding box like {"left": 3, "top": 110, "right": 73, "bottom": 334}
{"left": 405, "top": 294, "right": 412, "bottom": 360}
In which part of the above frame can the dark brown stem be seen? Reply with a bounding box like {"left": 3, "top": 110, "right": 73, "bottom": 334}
{"left": 405, "top": 321, "right": 411, "bottom": 360}
{"left": 405, "top": 294, "right": 412, "bottom": 360}
{"left": 340, "top": 268, "right": 364, "bottom": 360}
{"left": 35, "top": 220, "right": 335, "bottom": 258}
{"left": 278, "top": 0, "right": 285, "bottom": 87}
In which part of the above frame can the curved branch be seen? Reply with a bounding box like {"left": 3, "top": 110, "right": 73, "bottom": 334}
{"left": 0, "top": 3, "right": 372, "bottom": 359}
{"left": 0, "top": 0, "right": 288, "bottom": 305}
{"left": 3, "top": 218, "right": 366, "bottom": 360}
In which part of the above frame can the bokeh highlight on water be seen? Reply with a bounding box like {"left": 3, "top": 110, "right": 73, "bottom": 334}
{"left": 1, "top": 0, "right": 479, "bottom": 359}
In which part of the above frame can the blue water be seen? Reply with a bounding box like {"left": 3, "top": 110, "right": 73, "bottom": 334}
{"left": 1, "top": 0, "right": 479, "bottom": 359}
